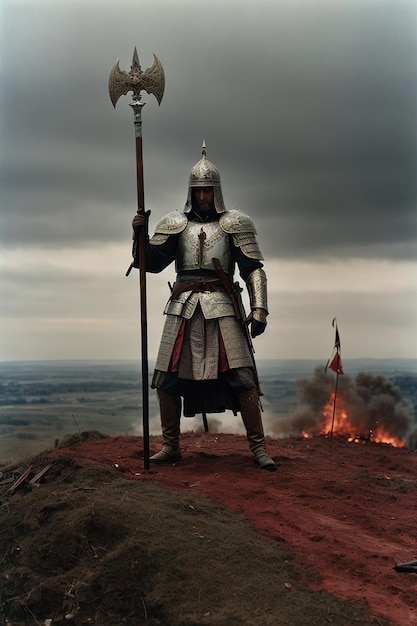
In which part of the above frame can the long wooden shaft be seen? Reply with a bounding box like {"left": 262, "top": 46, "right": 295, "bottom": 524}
{"left": 131, "top": 101, "right": 150, "bottom": 470}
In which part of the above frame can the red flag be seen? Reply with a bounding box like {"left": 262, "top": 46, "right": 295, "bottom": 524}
{"left": 325, "top": 318, "right": 344, "bottom": 375}
{"left": 328, "top": 351, "right": 344, "bottom": 375}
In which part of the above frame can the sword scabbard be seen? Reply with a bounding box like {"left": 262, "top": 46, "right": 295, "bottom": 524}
{"left": 212, "top": 258, "right": 262, "bottom": 396}
{"left": 212, "top": 258, "right": 250, "bottom": 341}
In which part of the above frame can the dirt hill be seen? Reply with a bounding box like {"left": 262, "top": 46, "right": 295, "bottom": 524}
{"left": 1, "top": 432, "right": 416, "bottom": 625}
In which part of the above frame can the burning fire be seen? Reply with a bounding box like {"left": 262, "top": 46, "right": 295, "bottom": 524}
{"left": 302, "top": 393, "right": 406, "bottom": 447}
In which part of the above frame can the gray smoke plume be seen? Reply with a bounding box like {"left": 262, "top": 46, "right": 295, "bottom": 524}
{"left": 272, "top": 367, "right": 412, "bottom": 444}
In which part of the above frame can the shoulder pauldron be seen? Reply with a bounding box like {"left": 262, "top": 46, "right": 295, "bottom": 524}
{"left": 150, "top": 211, "right": 188, "bottom": 245}
{"left": 219, "top": 209, "right": 263, "bottom": 260}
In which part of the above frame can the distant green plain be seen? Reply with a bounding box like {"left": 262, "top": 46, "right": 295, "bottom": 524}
{"left": 1, "top": 359, "right": 415, "bottom": 461}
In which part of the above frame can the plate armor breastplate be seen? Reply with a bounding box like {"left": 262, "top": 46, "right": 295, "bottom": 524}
{"left": 175, "top": 221, "right": 234, "bottom": 275}
{"left": 163, "top": 220, "right": 235, "bottom": 320}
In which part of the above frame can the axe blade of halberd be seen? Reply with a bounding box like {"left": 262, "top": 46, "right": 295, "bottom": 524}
{"left": 108, "top": 47, "right": 165, "bottom": 108}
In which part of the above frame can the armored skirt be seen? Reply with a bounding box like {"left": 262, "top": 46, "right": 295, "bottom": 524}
{"left": 152, "top": 299, "right": 257, "bottom": 417}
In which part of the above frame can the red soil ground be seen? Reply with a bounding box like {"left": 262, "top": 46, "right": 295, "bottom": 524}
{"left": 49, "top": 433, "right": 417, "bottom": 626}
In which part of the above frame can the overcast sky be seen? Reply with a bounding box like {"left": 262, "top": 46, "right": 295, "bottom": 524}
{"left": 1, "top": 0, "right": 416, "bottom": 363}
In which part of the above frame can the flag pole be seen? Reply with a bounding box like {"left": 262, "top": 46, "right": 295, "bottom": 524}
{"left": 325, "top": 317, "right": 344, "bottom": 438}
{"left": 330, "top": 372, "right": 339, "bottom": 437}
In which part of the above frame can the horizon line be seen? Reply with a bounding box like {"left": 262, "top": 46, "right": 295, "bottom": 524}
{"left": 1, "top": 356, "right": 416, "bottom": 364}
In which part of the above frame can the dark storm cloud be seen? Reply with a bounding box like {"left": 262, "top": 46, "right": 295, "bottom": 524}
{"left": 1, "top": 0, "right": 416, "bottom": 260}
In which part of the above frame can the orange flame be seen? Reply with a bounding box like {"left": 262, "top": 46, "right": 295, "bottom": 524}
{"left": 302, "top": 393, "right": 406, "bottom": 448}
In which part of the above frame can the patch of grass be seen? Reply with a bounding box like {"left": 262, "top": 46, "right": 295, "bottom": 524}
{"left": 0, "top": 455, "right": 389, "bottom": 625}
{"left": 57, "top": 430, "right": 109, "bottom": 449}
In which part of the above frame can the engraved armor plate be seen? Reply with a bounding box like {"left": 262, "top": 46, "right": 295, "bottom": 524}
{"left": 247, "top": 268, "right": 268, "bottom": 312}
{"left": 154, "top": 314, "right": 184, "bottom": 371}
{"left": 175, "top": 221, "right": 234, "bottom": 274}
{"left": 165, "top": 291, "right": 235, "bottom": 319}
{"left": 153, "top": 211, "right": 188, "bottom": 235}
{"left": 220, "top": 209, "right": 263, "bottom": 260}
{"left": 150, "top": 212, "right": 187, "bottom": 246}
{"left": 219, "top": 209, "right": 257, "bottom": 233}
{"left": 154, "top": 310, "right": 253, "bottom": 373}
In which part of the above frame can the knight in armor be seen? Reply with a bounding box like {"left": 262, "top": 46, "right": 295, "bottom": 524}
{"left": 132, "top": 145, "right": 276, "bottom": 471}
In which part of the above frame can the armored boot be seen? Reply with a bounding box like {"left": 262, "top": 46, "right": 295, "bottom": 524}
{"left": 239, "top": 388, "right": 277, "bottom": 471}
{"left": 149, "top": 389, "right": 182, "bottom": 464}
